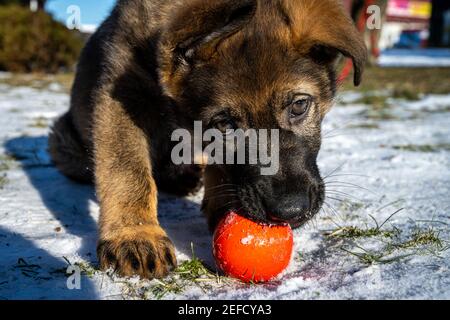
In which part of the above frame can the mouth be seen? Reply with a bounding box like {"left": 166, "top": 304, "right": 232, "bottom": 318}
{"left": 203, "top": 179, "right": 325, "bottom": 229}
{"left": 226, "top": 202, "right": 318, "bottom": 229}
{"left": 267, "top": 211, "right": 315, "bottom": 229}
{"left": 240, "top": 186, "right": 324, "bottom": 229}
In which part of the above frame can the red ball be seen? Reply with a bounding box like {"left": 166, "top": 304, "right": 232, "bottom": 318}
{"left": 213, "top": 211, "right": 294, "bottom": 283}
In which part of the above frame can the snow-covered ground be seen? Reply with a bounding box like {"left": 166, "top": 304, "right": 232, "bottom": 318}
{"left": 0, "top": 75, "right": 449, "bottom": 300}
{"left": 379, "top": 49, "right": 450, "bottom": 67}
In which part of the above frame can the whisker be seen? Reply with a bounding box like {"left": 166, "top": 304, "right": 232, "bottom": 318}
{"left": 203, "top": 188, "right": 237, "bottom": 195}
{"left": 321, "top": 207, "right": 344, "bottom": 229}
{"left": 327, "top": 187, "right": 376, "bottom": 199}
{"left": 323, "top": 201, "right": 339, "bottom": 216}
{"left": 322, "top": 121, "right": 355, "bottom": 139}
{"left": 319, "top": 206, "right": 327, "bottom": 218}
{"left": 323, "top": 162, "right": 346, "bottom": 180}
{"left": 326, "top": 190, "right": 363, "bottom": 202}
{"left": 233, "top": 206, "right": 245, "bottom": 213}
{"left": 326, "top": 185, "right": 370, "bottom": 193}
{"left": 323, "top": 201, "right": 343, "bottom": 220}
{"left": 202, "top": 193, "right": 238, "bottom": 202}
{"left": 323, "top": 127, "right": 342, "bottom": 138}
{"left": 309, "top": 213, "right": 318, "bottom": 229}
{"left": 323, "top": 173, "right": 370, "bottom": 180}
{"left": 204, "top": 184, "right": 238, "bottom": 192}
{"left": 325, "top": 181, "right": 376, "bottom": 195}
{"left": 325, "top": 196, "right": 350, "bottom": 203}
{"left": 323, "top": 133, "right": 354, "bottom": 140}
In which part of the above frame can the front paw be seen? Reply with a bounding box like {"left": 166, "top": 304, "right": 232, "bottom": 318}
{"left": 97, "top": 225, "right": 177, "bottom": 279}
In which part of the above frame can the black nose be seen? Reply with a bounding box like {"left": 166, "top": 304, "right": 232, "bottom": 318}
{"left": 266, "top": 193, "right": 310, "bottom": 222}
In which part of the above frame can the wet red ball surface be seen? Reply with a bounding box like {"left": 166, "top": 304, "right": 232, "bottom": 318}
{"left": 213, "top": 211, "right": 294, "bottom": 283}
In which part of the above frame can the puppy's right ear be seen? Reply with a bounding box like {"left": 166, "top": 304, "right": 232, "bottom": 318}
{"left": 281, "top": 0, "right": 367, "bottom": 86}
{"left": 159, "top": 0, "right": 256, "bottom": 98}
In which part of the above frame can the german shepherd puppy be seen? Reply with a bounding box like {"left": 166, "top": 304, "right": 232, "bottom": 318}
{"left": 49, "top": 0, "right": 366, "bottom": 279}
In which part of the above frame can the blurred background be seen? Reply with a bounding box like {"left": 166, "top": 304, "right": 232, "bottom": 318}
{"left": 0, "top": 0, "right": 449, "bottom": 90}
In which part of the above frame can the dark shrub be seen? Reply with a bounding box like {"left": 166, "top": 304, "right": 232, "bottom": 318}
{"left": 0, "top": 5, "right": 83, "bottom": 72}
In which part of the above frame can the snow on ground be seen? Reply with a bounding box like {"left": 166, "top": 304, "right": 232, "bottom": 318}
{"left": 0, "top": 76, "right": 449, "bottom": 300}
{"left": 379, "top": 49, "right": 450, "bottom": 67}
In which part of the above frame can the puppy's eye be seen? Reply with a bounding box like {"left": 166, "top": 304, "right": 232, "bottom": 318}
{"left": 214, "top": 119, "right": 236, "bottom": 133}
{"left": 290, "top": 96, "right": 312, "bottom": 119}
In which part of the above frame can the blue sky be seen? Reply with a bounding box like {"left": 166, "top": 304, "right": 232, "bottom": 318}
{"left": 47, "top": 0, "right": 116, "bottom": 26}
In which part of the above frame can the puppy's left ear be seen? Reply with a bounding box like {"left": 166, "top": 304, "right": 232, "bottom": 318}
{"left": 159, "top": 0, "right": 257, "bottom": 98}
{"left": 284, "top": 0, "right": 367, "bottom": 86}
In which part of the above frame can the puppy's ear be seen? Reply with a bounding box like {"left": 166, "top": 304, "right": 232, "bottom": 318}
{"left": 159, "top": 0, "right": 256, "bottom": 97}
{"left": 283, "top": 0, "right": 367, "bottom": 86}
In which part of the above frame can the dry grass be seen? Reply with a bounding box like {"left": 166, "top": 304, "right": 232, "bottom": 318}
{"left": 341, "top": 66, "right": 450, "bottom": 95}
{"left": 0, "top": 73, "right": 74, "bottom": 93}
{"left": 325, "top": 209, "right": 449, "bottom": 266}
{"left": 392, "top": 144, "right": 450, "bottom": 153}
{"left": 0, "top": 174, "right": 7, "bottom": 189}
{"left": 146, "top": 243, "right": 235, "bottom": 299}
{"left": 29, "top": 117, "right": 49, "bottom": 129}
{"left": 2, "top": 67, "right": 450, "bottom": 97}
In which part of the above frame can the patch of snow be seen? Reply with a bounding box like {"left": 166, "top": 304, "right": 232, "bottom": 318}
{"left": 241, "top": 235, "right": 254, "bottom": 245}
{"left": 80, "top": 24, "right": 98, "bottom": 34}
{"left": 0, "top": 72, "right": 12, "bottom": 79}
{"left": 379, "top": 49, "right": 450, "bottom": 67}
{"left": 0, "top": 83, "right": 449, "bottom": 300}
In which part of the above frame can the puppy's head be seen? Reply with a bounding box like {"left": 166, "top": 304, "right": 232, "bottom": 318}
{"left": 158, "top": 0, "right": 367, "bottom": 229}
